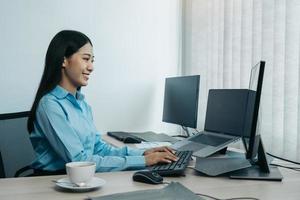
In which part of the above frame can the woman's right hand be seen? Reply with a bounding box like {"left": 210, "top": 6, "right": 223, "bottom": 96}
{"left": 144, "top": 151, "right": 178, "bottom": 166}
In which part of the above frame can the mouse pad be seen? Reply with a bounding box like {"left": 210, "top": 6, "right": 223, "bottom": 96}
{"left": 88, "top": 182, "right": 204, "bottom": 200}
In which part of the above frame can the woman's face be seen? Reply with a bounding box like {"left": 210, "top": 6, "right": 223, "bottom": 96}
{"left": 62, "top": 43, "right": 94, "bottom": 90}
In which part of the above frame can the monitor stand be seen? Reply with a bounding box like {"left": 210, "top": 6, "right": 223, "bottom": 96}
{"left": 194, "top": 150, "right": 251, "bottom": 176}
{"left": 229, "top": 135, "right": 283, "bottom": 181}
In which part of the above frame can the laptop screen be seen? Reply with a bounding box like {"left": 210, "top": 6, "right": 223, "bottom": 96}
{"left": 204, "top": 89, "right": 250, "bottom": 136}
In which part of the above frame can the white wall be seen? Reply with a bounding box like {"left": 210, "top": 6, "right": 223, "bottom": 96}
{"left": 0, "top": 0, "right": 182, "bottom": 134}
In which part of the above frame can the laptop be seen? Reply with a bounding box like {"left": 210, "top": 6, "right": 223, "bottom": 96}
{"left": 171, "top": 89, "right": 252, "bottom": 158}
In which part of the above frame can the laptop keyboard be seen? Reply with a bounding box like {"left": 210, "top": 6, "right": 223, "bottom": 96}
{"left": 189, "top": 134, "right": 232, "bottom": 147}
{"left": 148, "top": 151, "right": 193, "bottom": 176}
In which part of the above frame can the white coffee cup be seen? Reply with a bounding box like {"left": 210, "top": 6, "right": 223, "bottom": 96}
{"left": 66, "top": 161, "right": 96, "bottom": 185}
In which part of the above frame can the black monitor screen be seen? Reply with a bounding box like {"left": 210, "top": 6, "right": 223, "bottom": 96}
{"left": 204, "top": 89, "right": 250, "bottom": 136}
{"left": 162, "top": 75, "right": 200, "bottom": 128}
{"left": 244, "top": 61, "right": 265, "bottom": 159}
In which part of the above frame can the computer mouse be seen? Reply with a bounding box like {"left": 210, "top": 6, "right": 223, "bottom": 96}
{"left": 132, "top": 170, "right": 163, "bottom": 184}
{"left": 123, "top": 136, "right": 142, "bottom": 143}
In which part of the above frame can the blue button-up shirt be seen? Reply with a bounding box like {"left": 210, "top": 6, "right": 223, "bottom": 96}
{"left": 30, "top": 85, "right": 146, "bottom": 172}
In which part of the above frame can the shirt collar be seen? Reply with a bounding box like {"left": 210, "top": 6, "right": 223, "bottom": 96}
{"left": 50, "top": 85, "right": 85, "bottom": 100}
{"left": 76, "top": 89, "right": 85, "bottom": 100}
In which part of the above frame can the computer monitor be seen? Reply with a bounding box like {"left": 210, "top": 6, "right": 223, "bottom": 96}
{"left": 230, "top": 61, "right": 283, "bottom": 181}
{"left": 244, "top": 61, "right": 265, "bottom": 160}
{"left": 162, "top": 75, "right": 200, "bottom": 135}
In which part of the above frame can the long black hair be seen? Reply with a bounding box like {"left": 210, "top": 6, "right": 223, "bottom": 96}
{"left": 27, "top": 30, "right": 92, "bottom": 133}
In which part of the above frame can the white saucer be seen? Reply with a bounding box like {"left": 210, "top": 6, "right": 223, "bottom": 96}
{"left": 55, "top": 177, "right": 106, "bottom": 192}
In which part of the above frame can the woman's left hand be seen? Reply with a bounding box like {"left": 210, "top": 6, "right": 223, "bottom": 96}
{"left": 143, "top": 146, "right": 176, "bottom": 156}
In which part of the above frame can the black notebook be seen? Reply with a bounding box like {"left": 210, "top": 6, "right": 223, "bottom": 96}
{"left": 87, "top": 182, "right": 204, "bottom": 200}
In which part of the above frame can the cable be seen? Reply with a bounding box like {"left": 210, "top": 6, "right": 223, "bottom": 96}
{"left": 267, "top": 152, "right": 300, "bottom": 165}
{"left": 161, "top": 181, "right": 259, "bottom": 200}
{"left": 195, "top": 193, "right": 260, "bottom": 200}
{"left": 187, "top": 166, "right": 197, "bottom": 170}
{"left": 270, "top": 163, "right": 300, "bottom": 171}
{"left": 223, "top": 198, "right": 260, "bottom": 200}
{"left": 182, "top": 125, "right": 190, "bottom": 137}
{"left": 171, "top": 135, "right": 189, "bottom": 138}
{"left": 195, "top": 193, "right": 220, "bottom": 200}
{"left": 172, "top": 127, "right": 199, "bottom": 138}
{"left": 271, "top": 163, "right": 300, "bottom": 169}
{"left": 194, "top": 129, "right": 201, "bottom": 134}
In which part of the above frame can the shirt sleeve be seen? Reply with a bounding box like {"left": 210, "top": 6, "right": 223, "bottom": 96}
{"left": 36, "top": 98, "right": 146, "bottom": 172}
{"left": 93, "top": 133, "right": 145, "bottom": 156}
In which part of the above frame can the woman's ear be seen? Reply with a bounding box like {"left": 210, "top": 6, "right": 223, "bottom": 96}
{"left": 62, "top": 57, "right": 68, "bottom": 68}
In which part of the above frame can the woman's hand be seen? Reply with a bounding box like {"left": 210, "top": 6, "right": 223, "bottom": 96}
{"left": 143, "top": 146, "right": 175, "bottom": 155}
{"left": 144, "top": 146, "right": 178, "bottom": 166}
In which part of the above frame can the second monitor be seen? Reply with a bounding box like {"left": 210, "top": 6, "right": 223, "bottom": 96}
{"left": 162, "top": 75, "right": 200, "bottom": 136}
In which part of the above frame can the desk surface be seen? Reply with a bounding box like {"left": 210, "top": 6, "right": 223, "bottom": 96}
{"left": 1, "top": 135, "right": 300, "bottom": 200}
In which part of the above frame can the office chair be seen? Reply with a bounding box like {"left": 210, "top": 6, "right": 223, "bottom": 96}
{"left": 0, "top": 111, "right": 35, "bottom": 178}
{"left": 0, "top": 152, "right": 4, "bottom": 178}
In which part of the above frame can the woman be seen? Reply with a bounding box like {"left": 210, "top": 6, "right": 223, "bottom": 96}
{"left": 27, "top": 30, "right": 177, "bottom": 175}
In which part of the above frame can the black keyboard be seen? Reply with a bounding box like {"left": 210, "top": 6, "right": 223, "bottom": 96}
{"left": 148, "top": 151, "right": 193, "bottom": 176}
{"left": 107, "top": 131, "right": 131, "bottom": 141}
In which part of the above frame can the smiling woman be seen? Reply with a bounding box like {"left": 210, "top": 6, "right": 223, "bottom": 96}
{"left": 27, "top": 30, "right": 93, "bottom": 134}
{"left": 26, "top": 30, "right": 178, "bottom": 176}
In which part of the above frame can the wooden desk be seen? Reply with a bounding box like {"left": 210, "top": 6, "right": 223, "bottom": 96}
{"left": 0, "top": 135, "right": 300, "bottom": 200}
{"left": 0, "top": 166, "right": 299, "bottom": 200}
